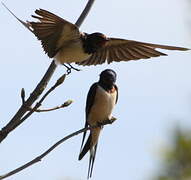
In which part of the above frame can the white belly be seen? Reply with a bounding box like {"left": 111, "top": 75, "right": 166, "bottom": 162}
{"left": 88, "top": 86, "right": 117, "bottom": 126}
{"left": 54, "top": 40, "right": 90, "bottom": 64}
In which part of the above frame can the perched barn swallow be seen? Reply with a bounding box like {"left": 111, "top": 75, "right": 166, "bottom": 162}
{"left": 3, "top": 5, "right": 189, "bottom": 68}
{"left": 79, "top": 69, "right": 118, "bottom": 179}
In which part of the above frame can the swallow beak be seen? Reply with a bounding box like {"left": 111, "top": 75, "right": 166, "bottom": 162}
{"left": 103, "top": 37, "right": 109, "bottom": 46}
{"left": 105, "top": 37, "right": 109, "bottom": 42}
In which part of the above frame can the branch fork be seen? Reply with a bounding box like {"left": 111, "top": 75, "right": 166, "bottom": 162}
{"left": 0, "top": 116, "right": 116, "bottom": 180}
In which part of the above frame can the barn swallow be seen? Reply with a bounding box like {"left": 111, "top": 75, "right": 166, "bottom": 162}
{"left": 3, "top": 5, "right": 189, "bottom": 68}
{"left": 78, "top": 69, "right": 118, "bottom": 179}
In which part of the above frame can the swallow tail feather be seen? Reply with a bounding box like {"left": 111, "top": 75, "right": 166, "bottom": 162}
{"left": 88, "top": 144, "right": 98, "bottom": 179}
{"left": 79, "top": 128, "right": 101, "bottom": 179}
{"left": 79, "top": 134, "right": 92, "bottom": 160}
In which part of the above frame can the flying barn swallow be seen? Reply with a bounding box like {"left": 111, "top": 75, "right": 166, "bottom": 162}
{"left": 3, "top": 6, "right": 189, "bottom": 69}
{"left": 78, "top": 69, "right": 118, "bottom": 179}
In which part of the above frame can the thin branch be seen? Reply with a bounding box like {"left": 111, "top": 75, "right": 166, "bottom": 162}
{"left": 75, "top": 0, "right": 96, "bottom": 27}
{"left": 0, "top": 117, "right": 117, "bottom": 180}
{"left": 16, "top": 74, "right": 67, "bottom": 128}
{"left": 0, "top": 61, "right": 57, "bottom": 142}
{"left": 20, "top": 88, "right": 25, "bottom": 104}
{"left": 21, "top": 75, "right": 71, "bottom": 113}
{"left": 0, "top": 0, "right": 95, "bottom": 143}
{"left": 27, "top": 100, "right": 73, "bottom": 113}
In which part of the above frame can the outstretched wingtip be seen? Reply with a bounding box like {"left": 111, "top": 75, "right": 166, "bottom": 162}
{"left": 180, "top": 47, "right": 190, "bottom": 51}
{"left": 2, "top": 2, "right": 33, "bottom": 33}
{"left": 158, "top": 45, "right": 190, "bottom": 51}
{"left": 2, "top": 1, "right": 12, "bottom": 13}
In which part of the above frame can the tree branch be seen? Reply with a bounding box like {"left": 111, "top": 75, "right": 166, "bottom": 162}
{"left": 0, "top": 117, "right": 117, "bottom": 180}
{"left": 27, "top": 100, "right": 73, "bottom": 113}
{"left": 0, "top": 0, "right": 96, "bottom": 143}
{"left": 20, "top": 88, "right": 26, "bottom": 104}
{"left": 16, "top": 74, "right": 67, "bottom": 127}
{"left": 75, "top": 0, "right": 96, "bottom": 27}
{"left": 0, "top": 61, "right": 57, "bottom": 142}
{"left": 21, "top": 75, "right": 73, "bottom": 113}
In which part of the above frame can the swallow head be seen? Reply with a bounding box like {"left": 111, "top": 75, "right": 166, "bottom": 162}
{"left": 83, "top": 32, "right": 109, "bottom": 54}
{"left": 88, "top": 32, "right": 109, "bottom": 45}
{"left": 99, "top": 69, "right": 117, "bottom": 89}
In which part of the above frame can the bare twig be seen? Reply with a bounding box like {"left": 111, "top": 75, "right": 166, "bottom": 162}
{"left": 20, "top": 74, "right": 66, "bottom": 122}
{"left": 21, "top": 74, "right": 71, "bottom": 113}
{"left": 0, "top": 61, "right": 57, "bottom": 142}
{"left": 75, "top": 0, "right": 96, "bottom": 27}
{"left": 21, "top": 88, "right": 25, "bottom": 104}
{"left": 0, "top": 117, "right": 117, "bottom": 180}
{"left": 27, "top": 100, "right": 73, "bottom": 113}
{"left": 0, "top": 0, "right": 95, "bottom": 143}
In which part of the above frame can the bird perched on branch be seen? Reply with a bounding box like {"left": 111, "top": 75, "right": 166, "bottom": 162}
{"left": 79, "top": 69, "right": 118, "bottom": 179}
{"left": 3, "top": 5, "right": 189, "bottom": 72}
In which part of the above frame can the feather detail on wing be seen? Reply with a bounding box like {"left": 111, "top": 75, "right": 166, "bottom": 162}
{"left": 76, "top": 38, "right": 189, "bottom": 66}
{"left": 29, "top": 9, "right": 80, "bottom": 58}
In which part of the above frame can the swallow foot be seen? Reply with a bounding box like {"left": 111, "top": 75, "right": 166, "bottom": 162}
{"left": 62, "top": 63, "right": 81, "bottom": 74}
{"left": 96, "top": 122, "right": 104, "bottom": 128}
{"left": 62, "top": 64, "right": 71, "bottom": 74}
{"left": 108, "top": 116, "right": 117, "bottom": 124}
{"left": 67, "top": 63, "right": 81, "bottom": 72}
{"left": 96, "top": 117, "right": 117, "bottom": 127}
{"left": 63, "top": 63, "right": 81, "bottom": 74}
{"left": 104, "top": 117, "right": 117, "bottom": 124}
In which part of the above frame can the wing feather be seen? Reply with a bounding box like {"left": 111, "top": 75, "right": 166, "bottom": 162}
{"left": 29, "top": 9, "right": 80, "bottom": 58}
{"left": 136, "top": 45, "right": 167, "bottom": 56}
{"left": 79, "top": 83, "right": 98, "bottom": 153}
{"left": 107, "top": 48, "right": 118, "bottom": 63}
{"left": 118, "top": 46, "right": 135, "bottom": 60}
{"left": 130, "top": 47, "right": 151, "bottom": 59}
{"left": 77, "top": 38, "right": 189, "bottom": 66}
{"left": 98, "top": 49, "right": 107, "bottom": 64}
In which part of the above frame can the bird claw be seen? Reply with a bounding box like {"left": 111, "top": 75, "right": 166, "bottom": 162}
{"left": 96, "top": 122, "right": 103, "bottom": 128}
{"left": 96, "top": 117, "right": 117, "bottom": 127}
{"left": 63, "top": 63, "right": 81, "bottom": 75}
{"left": 67, "top": 68, "right": 71, "bottom": 75}
{"left": 67, "top": 63, "right": 81, "bottom": 72}
{"left": 107, "top": 117, "right": 117, "bottom": 124}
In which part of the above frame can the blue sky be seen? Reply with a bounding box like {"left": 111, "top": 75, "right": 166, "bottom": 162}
{"left": 1, "top": 0, "right": 191, "bottom": 180}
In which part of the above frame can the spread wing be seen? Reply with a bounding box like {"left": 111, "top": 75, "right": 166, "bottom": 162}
{"left": 29, "top": 9, "right": 81, "bottom": 58}
{"left": 77, "top": 38, "right": 189, "bottom": 66}
{"left": 79, "top": 83, "right": 98, "bottom": 151}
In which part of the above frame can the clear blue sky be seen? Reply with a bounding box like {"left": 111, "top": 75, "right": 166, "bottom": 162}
{"left": 1, "top": 0, "right": 191, "bottom": 180}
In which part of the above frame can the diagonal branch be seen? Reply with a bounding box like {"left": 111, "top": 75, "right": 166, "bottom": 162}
{"left": 0, "top": 0, "right": 96, "bottom": 143}
{"left": 0, "top": 61, "right": 57, "bottom": 142}
{"left": 75, "top": 0, "right": 95, "bottom": 27}
{"left": 0, "top": 117, "right": 116, "bottom": 180}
